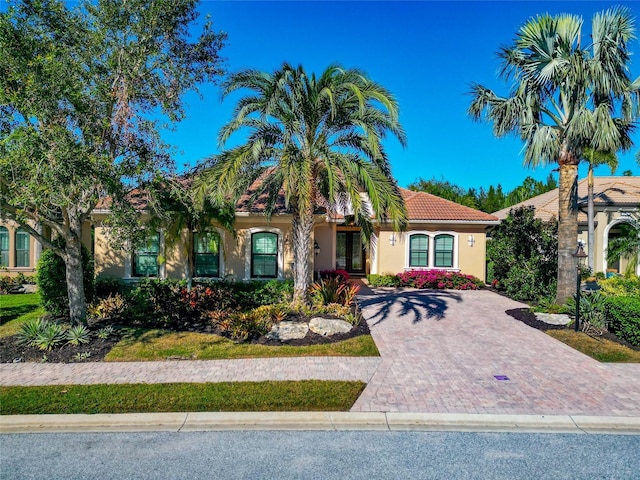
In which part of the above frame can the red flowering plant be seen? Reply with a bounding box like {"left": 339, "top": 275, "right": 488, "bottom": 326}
{"left": 396, "top": 270, "right": 483, "bottom": 290}
{"left": 319, "top": 269, "right": 350, "bottom": 282}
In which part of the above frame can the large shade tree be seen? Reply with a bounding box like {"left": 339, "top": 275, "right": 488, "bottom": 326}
{"left": 469, "top": 7, "right": 639, "bottom": 303}
{"left": 0, "top": 0, "right": 225, "bottom": 324}
{"left": 197, "top": 63, "right": 408, "bottom": 305}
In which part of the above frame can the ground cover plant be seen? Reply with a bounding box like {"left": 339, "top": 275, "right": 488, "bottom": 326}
{"left": 367, "top": 271, "right": 483, "bottom": 290}
{"left": 0, "top": 381, "right": 366, "bottom": 415}
{"left": 1, "top": 274, "right": 375, "bottom": 363}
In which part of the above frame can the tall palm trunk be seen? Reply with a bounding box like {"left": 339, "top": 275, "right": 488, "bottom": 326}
{"left": 556, "top": 162, "right": 579, "bottom": 304}
{"left": 587, "top": 167, "right": 595, "bottom": 271}
{"left": 291, "top": 208, "right": 314, "bottom": 307}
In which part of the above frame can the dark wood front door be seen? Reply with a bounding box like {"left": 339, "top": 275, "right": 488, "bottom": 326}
{"left": 336, "top": 231, "right": 365, "bottom": 275}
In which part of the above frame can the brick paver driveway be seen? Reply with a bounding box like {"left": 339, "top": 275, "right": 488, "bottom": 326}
{"left": 351, "top": 287, "right": 640, "bottom": 416}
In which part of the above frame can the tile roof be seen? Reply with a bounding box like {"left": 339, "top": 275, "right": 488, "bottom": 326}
{"left": 492, "top": 176, "right": 640, "bottom": 222}
{"left": 95, "top": 178, "right": 499, "bottom": 224}
{"left": 400, "top": 188, "right": 499, "bottom": 223}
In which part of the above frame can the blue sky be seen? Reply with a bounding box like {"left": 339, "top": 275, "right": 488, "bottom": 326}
{"left": 4, "top": 0, "right": 640, "bottom": 191}
{"left": 162, "top": 0, "right": 640, "bottom": 192}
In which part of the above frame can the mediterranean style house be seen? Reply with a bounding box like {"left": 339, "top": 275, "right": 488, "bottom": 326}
{"left": 1, "top": 187, "right": 499, "bottom": 282}
{"left": 493, "top": 176, "right": 640, "bottom": 276}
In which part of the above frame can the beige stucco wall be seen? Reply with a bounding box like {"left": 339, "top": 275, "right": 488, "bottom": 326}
{"left": 313, "top": 223, "right": 336, "bottom": 272}
{"left": 0, "top": 219, "right": 40, "bottom": 276}
{"left": 374, "top": 224, "right": 489, "bottom": 281}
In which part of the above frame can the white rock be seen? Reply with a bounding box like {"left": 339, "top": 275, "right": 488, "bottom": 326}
{"left": 266, "top": 321, "right": 309, "bottom": 341}
{"left": 534, "top": 313, "right": 571, "bottom": 326}
{"left": 309, "top": 318, "right": 353, "bottom": 336}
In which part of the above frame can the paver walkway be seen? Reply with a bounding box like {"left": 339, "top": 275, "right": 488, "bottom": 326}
{"left": 2, "top": 286, "right": 639, "bottom": 418}
{"left": 350, "top": 287, "right": 640, "bottom": 415}
{"left": 0, "top": 357, "right": 380, "bottom": 386}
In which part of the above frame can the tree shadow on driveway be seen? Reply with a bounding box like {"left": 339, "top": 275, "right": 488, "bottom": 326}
{"left": 357, "top": 289, "right": 462, "bottom": 326}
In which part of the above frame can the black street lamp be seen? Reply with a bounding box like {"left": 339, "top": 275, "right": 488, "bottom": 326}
{"left": 571, "top": 242, "right": 588, "bottom": 332}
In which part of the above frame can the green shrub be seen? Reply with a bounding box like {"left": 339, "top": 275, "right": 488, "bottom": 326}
{"left": 598, "top": 276, "right": 640, "bottom": 298}
{"left": 487, "top": 206, "right": 557, "bottom": 302}
{"left": 366, "top": 274, "right": 401, "bottom": 287}
{"left": 17, "top": 318, "right": 67, "bottom": 350}
{"left": 66, "top": 325, "right": 91, "bottom": 346}
{"left": 501, "top": 260, "right": 557, "bottom": 302}
{"left": 230, "top": 279, "right": 294, "bottom": 308}
{"left": 605, "top": 296, "right": 640, "bottom": 346}
{"left": 36, "top": 238, "right": 94, "bottom": 318}
{"left": 95, "top": 276, "right": 127, "bottom": 299}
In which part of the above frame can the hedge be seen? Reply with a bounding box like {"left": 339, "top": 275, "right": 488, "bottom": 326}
{"left": 605, "top": 296, "right": 640, "bottom": 347}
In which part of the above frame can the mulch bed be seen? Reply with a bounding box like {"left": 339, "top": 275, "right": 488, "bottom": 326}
{"left": 1, "top": 311, "right": 371, "bottom": 364}
{"left": 505, "top": 306, "right": 640, "bottom": 352}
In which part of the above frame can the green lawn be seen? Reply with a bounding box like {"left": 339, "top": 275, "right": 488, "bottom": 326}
{"left": 0, "top": 381, "right": 366, "bottom": 414}
{"left": 105, "top": 328, "right": 380, "bottom": 361}
{"left": 0, "top": 293, "right": 44, "bottom": 338}
{"left": 546, "top": 330, "right": 640, "bottom": 363}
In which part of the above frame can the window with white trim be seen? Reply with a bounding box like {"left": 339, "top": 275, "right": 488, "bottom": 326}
{"left": 133, "top": 232, "right": 160, "bottom": 277}
{"left": 194, "top": 231, "right": 221, "bottom": 277}
{"left": 0, "top": 227, "right": 8, "bottom": 267}
{"left": 434, "top": 234, "right": 454, "bottom": 268}
{"left": 409, "top": 234, "right": 429, "bottom": 267}
{"left": 251, "top": 232, "right": 278, "bottom": 278}
{"left": 15, "top": 228, "right": 30, "bottom": 268}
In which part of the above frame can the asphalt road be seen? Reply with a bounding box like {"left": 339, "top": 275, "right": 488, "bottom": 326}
{"left": 2, "top": 430, "right": 639, "bottom": 479}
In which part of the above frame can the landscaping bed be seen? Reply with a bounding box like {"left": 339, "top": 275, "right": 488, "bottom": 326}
{"left": 506, "top": 307, "right": 640, "bottom": 362}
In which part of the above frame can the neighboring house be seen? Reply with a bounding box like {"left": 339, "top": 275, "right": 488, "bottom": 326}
{"left": 492, "top": 176, "right": 640, "bottom": 276}
{"left": 1, "top": 186, "right": 499, "bottom": 282}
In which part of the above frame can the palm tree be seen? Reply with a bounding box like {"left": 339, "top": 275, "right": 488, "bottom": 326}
{"left": 197, "top": 63, "right": 408, "bottom": 305}
{"left": 152, "top": 176, "right": 235, "bottom": 289}
{"left": 469, "top": 7, "right": 639, "bottom": 303}
{"left": 580, "top": 148, "right": 618, "bottom": 271}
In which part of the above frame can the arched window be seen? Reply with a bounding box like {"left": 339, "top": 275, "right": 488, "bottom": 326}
{"left": 133, "top": 232, "right": 160, "bottom": 277}
{"left": 15, "top": 228, "right": 30, "bottom": 268}
{"left": 0, "top": 227, "right": 9, "bottom": 267}
{"left": 409, "top": 234, "right": 429, "bottom": 267}
{"left": 194, "top": 231, "right": 221, "bottom": 277}
{"left": 434, "top": 234, "right": 454, "bottom": 268}
{"left": 251, "top": 232, "right": 278, "bottom": 278}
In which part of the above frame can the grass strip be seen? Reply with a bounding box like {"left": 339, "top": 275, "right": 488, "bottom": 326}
{"left": 0, "top": 294, "right": 44, "bottom": 338}
{"left": 546, "top": 330, "right": 640, "bottom": 363}
{"left": 105, "top": 329, "right": 379, "bottom": 361}
{"left": 0, "top": 381, "right": 366, "bottom": 415}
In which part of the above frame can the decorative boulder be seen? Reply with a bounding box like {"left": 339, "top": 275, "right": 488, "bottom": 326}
{"left": 309, "top": 318, "right": 353, "bottom": 336}
{"left": 534, "top": 313, "right": 571, "bottom": 326}
{"left": 266, "top": 321, "right": 309, "bottom": 341}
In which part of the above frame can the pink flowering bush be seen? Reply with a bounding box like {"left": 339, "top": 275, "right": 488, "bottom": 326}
{"left": 396, "top": 270, "right": 483, "bottom": 290}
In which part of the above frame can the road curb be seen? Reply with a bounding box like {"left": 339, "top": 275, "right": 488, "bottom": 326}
{"left": 2, "top": 412, "right": 639, "bottom": 434}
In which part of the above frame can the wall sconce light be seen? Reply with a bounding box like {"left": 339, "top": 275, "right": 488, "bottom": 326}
{"left": 468, "top": 235, "right": 475, "bottom": 247}
{"left": 389, "top": 233, "right": 396, "bottom": 246}
{"left": 314, "top": 240, "right": 320, "bottom": 256}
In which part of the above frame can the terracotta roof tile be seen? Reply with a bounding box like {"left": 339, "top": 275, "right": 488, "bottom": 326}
{"left": 400, "top": 188, "right": 499, "bottom": 223}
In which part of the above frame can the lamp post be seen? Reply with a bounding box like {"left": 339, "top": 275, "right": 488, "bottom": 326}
{"left": 571, "top": 242, "right": 588, "bottom": 332}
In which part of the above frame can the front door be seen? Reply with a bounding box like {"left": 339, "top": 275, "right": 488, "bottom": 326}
{"left": 336, "top": 231, "right": 365, "bottom": 275}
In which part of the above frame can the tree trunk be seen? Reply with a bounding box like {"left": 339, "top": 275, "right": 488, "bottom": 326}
{"left": 64, "top": 231, "right": 87, "bottom": 326}
{"left": 587, "top": 167, "right": 595, "bottom": 271}
{"left": 291, "top": 210, "right": 314, "bottom": 307}
{"left": 556, "top": 162, "right": 579, "bottom": 304}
